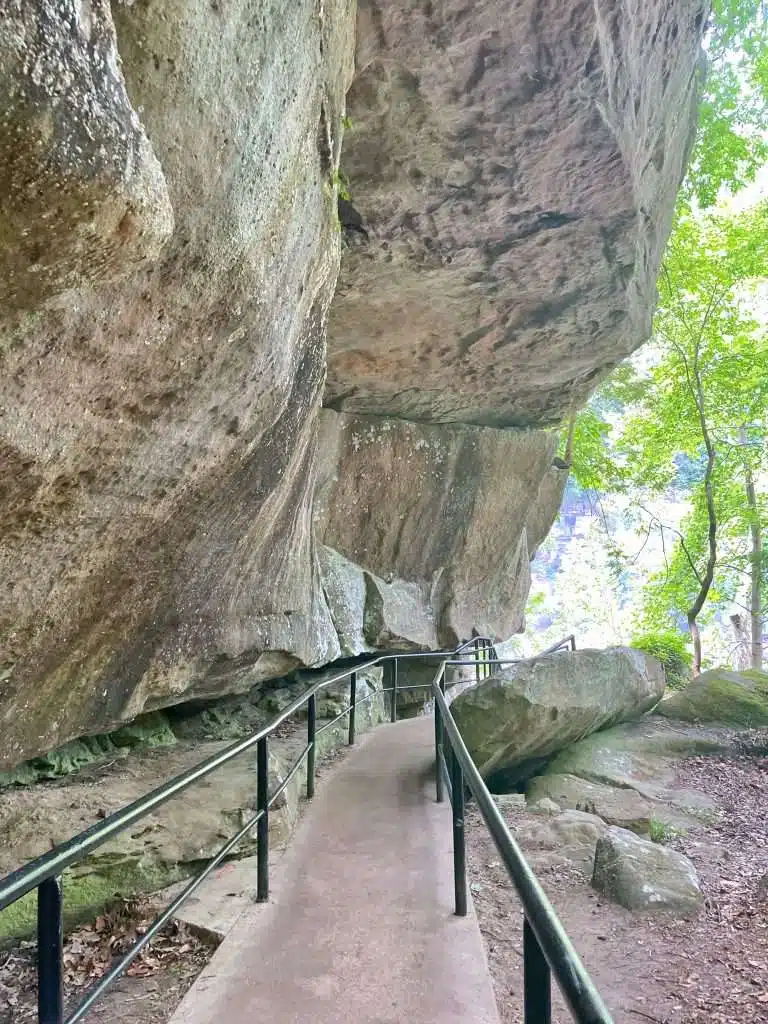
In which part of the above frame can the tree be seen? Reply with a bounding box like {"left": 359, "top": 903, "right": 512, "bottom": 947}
{"left": 616, "top": 205, "right": 768, "bottom": 672}
{"left": 550, "top": 2, "right": 768, "bottom": 670}
{"left": 685, "top": 0, "right": 768, "bottom": 207}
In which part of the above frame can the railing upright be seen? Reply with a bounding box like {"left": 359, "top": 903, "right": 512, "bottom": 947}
{"left": 256, "top": 736, "right": 269, "bottom": 902}
{"left": 307, "top": 693, "right": 317, "bottom": 799}
{"left": 434, "top": 663, "right": 444, "bottom": 804}
{"left": 450, "top": 749, "right": 467, "bottom": 918}
{"left": 348, "top": 671, "right": 357, "bottom": 745}
{"left": 38, "top": 876, "right": 63, "bottom": 1024}
{"left": 524, "top": 919, "right": 552, "bottom": 1024}
{"left": 389, "top": 659, "right": 398, "bottom": 723}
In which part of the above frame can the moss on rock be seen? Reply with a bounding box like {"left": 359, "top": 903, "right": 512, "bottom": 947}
{"left": 0, "top": 712, "right": 177, "bottom": 789}
{"left": 656, "top": 669, "right": 768, "bottom": 728}
{"left": 0, "top": 856, "right": 190, "bottom": 943}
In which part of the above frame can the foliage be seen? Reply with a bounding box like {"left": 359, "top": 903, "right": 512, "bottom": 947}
{"left": 332, "top": 167, "right": 352, "bottom": 202}
{"left": 620, "top": 204, "right": 768, "bottom": 668}
{"left": 560, "top": 202, "right": 768, "bottom": 670}
{"left": 630, "top": 631, "right": 693, "bottom": 690}
{"left": 685, "top": 0, "right": 768, "bottom": 206}
{"left": 648, "top": 818, "right": 684, "bottom": 844}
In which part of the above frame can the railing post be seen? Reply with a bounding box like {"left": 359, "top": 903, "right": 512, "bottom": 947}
{"left": 307, "top": 693, "right": 316, "bottom": 799}
{"left": 390, "top": 658, "right": 398, "bottom": 723}
{"left": 475, "top": 640, "right": 481, "bottom": 685}
{"left": 256, "top": 736, "right": 269, "bottom": 902}
{"left": 450, "top": 750, "right": 467, "bottom": 917}
{"left": 523, "top": 918, "right": 552, "bottom": 1024}
{"left": 434, "top": 667, "right": 444, "bottom": 803}
{"left": 348, "top": 671, "right": 357, "bottom": 745}
{"left": 38, "top": 876, "right": 63, "bottom": 1024}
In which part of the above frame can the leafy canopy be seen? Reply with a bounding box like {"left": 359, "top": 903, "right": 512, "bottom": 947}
{"left": 686, "top": 0, "right": 768, "bottom": 206}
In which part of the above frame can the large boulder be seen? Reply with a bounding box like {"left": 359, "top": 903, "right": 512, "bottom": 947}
{"left": 452, "top": 647, "right": 665, "bottom": 784}
{"left": 315, "top": 410, "right": 566, "bottom": 645}
{"left": 592, "top": 827, "right": 703, "bottom": 916}
{"left": 656, "top": 669, "right": 768, "bottom": 728}
{"left": 541, "top": 717, "right": 727, "bottom": 828}
{"left": 513, "top": 809, "right": 609, "bottom": 875}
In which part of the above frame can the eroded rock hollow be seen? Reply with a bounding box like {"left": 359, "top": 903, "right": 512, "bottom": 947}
{"left": 0, "top": 0, "right": 705, "bottom": 766}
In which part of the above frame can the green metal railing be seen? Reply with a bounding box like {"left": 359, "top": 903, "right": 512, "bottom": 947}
{"left": 0, "top": 633, "right": 611, "bottom": 1024}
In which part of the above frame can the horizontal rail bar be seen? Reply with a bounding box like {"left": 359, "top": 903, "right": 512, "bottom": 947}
{"left": 443, "top": 635, "right": 574, "bottom": 668}
{"left": 432, "top": 675, "right": 612, "bottom": 1023}
{"left": 438, "top": 749, "right": 453, "bottom": 804}
{"left": 66, "top": 803, "right": 265, "bottom": 1023}
{"left": 0, "top": 658, "right": 381, "bottom": 910}
{"left": 267, "top": 742, "right": 312, "bottom": 809}
{"left": 0, "top": 642, "right": 501, "bottom": 910}
{"left": 315, "top": 707, "right": 355, "bottom": 736}
{"left": 381, "top": 683, "right": 432, "bottom": 693}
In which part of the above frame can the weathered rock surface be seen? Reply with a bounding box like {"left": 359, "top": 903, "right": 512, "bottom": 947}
{"left": 544, "top": 717, "right": 731, "bottom": 828}
{"left": 452, "top": 647, "right": 665, "bottom": 784}
{"left": 0, "top": 2, "right": 705, "bottom": 766}
{"left": 327, "top": 0, "right": 704, "bottom": 426}
{"left": 0, "top": 0, "right": 360, "bottom": 768}
{"left": 521, "top": 809, "right": 608, "bottom": 874}
{"left": 656, "top": 669, "right": 768, "bottom": 728}
{"left": 592, "top": 827, "right": 703, "bottom": 915}
{"left": 0, "top": 1, "right": 174, "bottom": 310}
{"left": 527, "top": 773, "right": 652, "bottom": 833}
{"left": 316, "top": 410, "right": 564, "bottom": 646}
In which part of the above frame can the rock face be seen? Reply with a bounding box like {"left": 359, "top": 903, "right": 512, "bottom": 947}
{"left": 656, "top": 669, "right": 768, "bottom": 728}
{"left": 452, "top": 647, "right": 665, "bottom": 784}
{"left": 327, "top": 0, "right": 704, "bottom": 426}
{"left": 0, "top": 1, "right": 174, "bottom": 310}
{"left": 541, "top": 716, "right": 727, "bottom": 829}
{"left": 0, "top": 2, "right": 705, "bottom": 767}
{"left": 316, "top": 410, "right": 566, "bottom": 646}
{"left": 592, "top": 827, "right": 703, "bottom": 915}
{"left": 527, "top": 773, "right": 652, "bottom": 833}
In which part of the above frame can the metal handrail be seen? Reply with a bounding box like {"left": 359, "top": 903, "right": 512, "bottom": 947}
{"left": 0, "top": 637, "right": 497, "bottom": 1023}
{"left": 432, "top": 638, "right": 613, "bottom": 1024}
{"left": 0, "top": 632, "right": 610, "bottom": 1024}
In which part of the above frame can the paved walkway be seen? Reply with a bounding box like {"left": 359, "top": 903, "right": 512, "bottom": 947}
{"left": 170, "top": 716, "right": 500, "bottom": 1024}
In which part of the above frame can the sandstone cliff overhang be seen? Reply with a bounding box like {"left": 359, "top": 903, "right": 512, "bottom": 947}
{"left": 0, "top": 1, "right": 705, "bottom": 767}
{"left": 327, "top": 0, "right": 704, "bottom": 426}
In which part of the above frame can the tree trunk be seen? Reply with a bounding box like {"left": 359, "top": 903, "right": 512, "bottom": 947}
{"left": 564, "top": 411, "right": 576, "bottom": 465}
{"left": 685, "top": 368, "right": 717, "bottom": 677}
{"left": 730, "top": 613, "right": 750, "bottom": 671}
{"left": 745, "top": 465, "right": 762, "bottom": 670}
{"left": 688, "top": 615, "right": 703, "bottom": 677}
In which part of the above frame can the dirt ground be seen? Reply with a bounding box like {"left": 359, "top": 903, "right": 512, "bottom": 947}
{"left": 0, "top": 899, "right": 216, "bottom": 1024}
{"left": 468, "top": 749, "right": 768, "bottom": 1024}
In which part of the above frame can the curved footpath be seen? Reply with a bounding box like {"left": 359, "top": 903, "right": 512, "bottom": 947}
{"left": 170, "top": 716, "right": 500, "bottom": 1023}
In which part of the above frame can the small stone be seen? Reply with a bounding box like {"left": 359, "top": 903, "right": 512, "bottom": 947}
{"left": 493, "top": 793, "right": 526, "bottom": 810}
{"left": 528, "top": 797, "right": 560, "bottom": 814}
{"left": 527, "top": 773, "right": 652, "bottom": 833}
